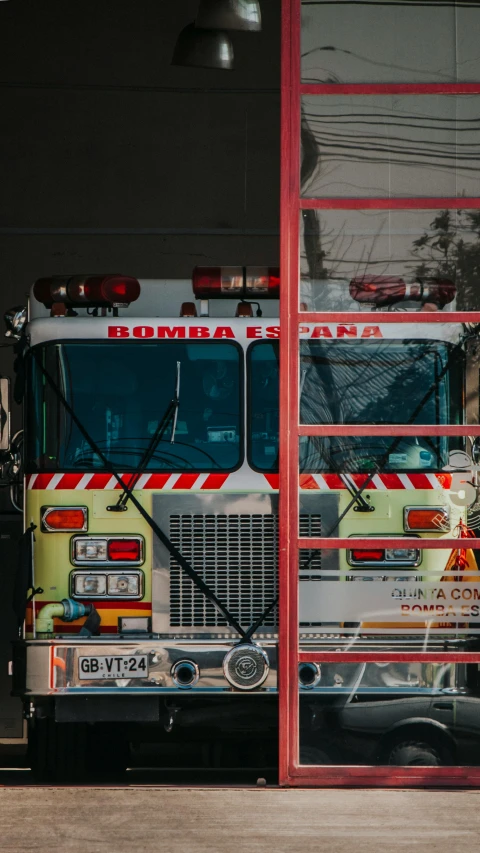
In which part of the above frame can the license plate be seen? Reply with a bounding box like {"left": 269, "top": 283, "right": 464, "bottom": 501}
{"left": 78, "top": 655, "right": 148, "bottom": 680}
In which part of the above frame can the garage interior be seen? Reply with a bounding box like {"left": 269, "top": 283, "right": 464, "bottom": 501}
{"left": 0, "top": 0, "right": 280, "bottom": 779}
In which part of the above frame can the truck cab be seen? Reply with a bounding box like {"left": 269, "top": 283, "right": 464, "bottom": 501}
{"left": 2, "top": 268, "right": 479, "bottom": 780}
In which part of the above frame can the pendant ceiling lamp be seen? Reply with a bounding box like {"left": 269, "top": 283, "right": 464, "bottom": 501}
{"left": 195, "top": 0, "right": 262, "bottom": 32}
{"left": 171, "top": 23, "right": 234, "bottom": 70}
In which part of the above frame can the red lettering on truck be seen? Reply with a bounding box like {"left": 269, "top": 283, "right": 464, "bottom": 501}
{"left": 108, "top": 326, "right": 130, "bottom": 338}
{"left": 157, "top": 326, "right": 186, "bottom": 338}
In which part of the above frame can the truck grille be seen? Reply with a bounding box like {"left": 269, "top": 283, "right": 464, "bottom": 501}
{"left": 169, "top": 513, "right": 322, "bottom": 629}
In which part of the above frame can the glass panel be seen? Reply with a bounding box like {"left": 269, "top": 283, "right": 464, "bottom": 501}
{"left": 299, "top": 338, "right": 473, "bottom": 427}
{"left": 300, "top": 208, "right": 480, "bottom": 310}
{"left": 248, "top": 339, "right": 480, "bottom": 470}
{"left": 301, "top": 0, "right": 480, "bottom": 84}
{"left": 299, "top": 428, "right": 478, "bottom": 482}
{"left": 299, "top": 659, "right": 480, "bottom": 765}
{"left": 27, "top": 342, "right": 242, "bottom": 472}
{"left": 301, "top": 95, "right": 480, "bottom": 198}
{"left": 299, "top": 571, "right": 480, "bottom": 634}
{"left": 296, "top": 436, "right": 480, "bottom": 637}
{"left": 248, "top": 341, "right": 279, "bottom": 472}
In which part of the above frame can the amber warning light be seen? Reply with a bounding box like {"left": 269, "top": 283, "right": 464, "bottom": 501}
{"left": 33, "top": 275, "right": 141, "bottom": 310}
{"left": 41, "top": 507, "right": 87, "bottom": 532}
{"left": 193, "top": 266, "right": 280, "bottom": 299}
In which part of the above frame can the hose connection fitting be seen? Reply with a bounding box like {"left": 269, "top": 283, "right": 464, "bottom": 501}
{"left": 36, "top": 598, "right": 93, "bottom": 635}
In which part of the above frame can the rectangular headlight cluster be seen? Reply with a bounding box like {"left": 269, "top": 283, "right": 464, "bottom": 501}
{"left": 72, "top": 536, "right": 144, "bottom": 566}
{"left": 348, "top": 536, "right": 421, "bottom": 567}
{"left": 71, "top": 571, "right": 143, "bottom": 599}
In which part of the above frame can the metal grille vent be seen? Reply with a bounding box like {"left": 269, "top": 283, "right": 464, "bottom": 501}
{"left": 299, "top": 514, "right": 322, "bottom": 579}
{"left": 169, "top": 512, "right": 323, "bottom": 629}
{"left": 169, "top": 514, "right": 279, "bottom": 628}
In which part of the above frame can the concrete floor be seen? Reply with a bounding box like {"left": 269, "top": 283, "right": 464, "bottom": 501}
{"left": 1, "top": 787, "right": 480, "bottom": 853}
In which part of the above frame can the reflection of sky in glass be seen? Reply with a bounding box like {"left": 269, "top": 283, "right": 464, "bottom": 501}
{"left": 301, "top": 1, "right": 480, "bottom": 83}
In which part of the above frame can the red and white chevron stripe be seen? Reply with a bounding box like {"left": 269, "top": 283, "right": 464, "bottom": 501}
{"left": 265, "top": 473, "right": 452, "bottom": 490}
{"left": 26, "top": 471, "right": 452, "bottom": 490}
{"left": 26, "top": 472, "right": 230, "bottom": 490}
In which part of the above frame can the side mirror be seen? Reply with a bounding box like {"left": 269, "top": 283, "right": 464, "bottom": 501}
{"left": 0, "top": 377, "right": 11, "bottom": 452}
{"left": 4, "top": 306, "right": 27, "bottom": 340}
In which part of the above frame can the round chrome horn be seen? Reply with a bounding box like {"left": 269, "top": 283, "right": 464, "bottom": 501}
{"left": 223, "top": 644, "right": 269, "bottom": 690}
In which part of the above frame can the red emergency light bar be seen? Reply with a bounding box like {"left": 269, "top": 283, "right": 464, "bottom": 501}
{"left": 349, "top": 275, "right": 456, "bottom": 309}
{"left": 33, "top": 275, "right": 141, "bottom": 309}
{"left": 193, "top": 266, "right": 280, "bottom": 299}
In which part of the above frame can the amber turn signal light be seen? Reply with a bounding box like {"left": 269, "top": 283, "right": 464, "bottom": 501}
{"left": 41, "top": 506, "right": 87, "bottom": 532}
{"left": 404, "top": 507, "right": 449, "bottom": 532}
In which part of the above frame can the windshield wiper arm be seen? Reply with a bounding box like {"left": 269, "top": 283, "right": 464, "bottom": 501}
{"left": 170, "top": 361, "right": 181, "bottom": 445}
{"left": 109, "top": 362, "right": 181, "bottom": 512}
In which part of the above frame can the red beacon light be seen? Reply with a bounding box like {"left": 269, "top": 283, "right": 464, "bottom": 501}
{"left": 349, "top": 275, "right": 455, "bottom": 309}
{"left": 192, "top": 266, "right": 280, "bottom": 299}
{"left": 33, "top": 275, "right": 141, "bottom": 312}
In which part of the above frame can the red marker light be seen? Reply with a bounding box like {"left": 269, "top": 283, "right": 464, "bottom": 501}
{"left": 193, "top": 267, "right": 243, "bottom": 298}
{"left": 193, "top": 266, "right": 279, "bottom": 299}
{"left": 107, "top": 539, "right": 142, "bottom": 562}
{"left": 349, "top": 276, "right": 406, "bottom": 306}
{"left": 350, "top": 276, "right": 455, "bottom": 309}
{"left": 33, "top": 275, "right": 141, "bottom": 309}
{"left": 351, "top": 548, "right": 384, "bottom": 562}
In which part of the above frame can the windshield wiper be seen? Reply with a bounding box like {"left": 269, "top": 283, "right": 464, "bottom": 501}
{"left": 108, "top": 361, "right": 181, "bottom": 512}
{"left": 171, "top": 361, "right": 180, "bottom": 445}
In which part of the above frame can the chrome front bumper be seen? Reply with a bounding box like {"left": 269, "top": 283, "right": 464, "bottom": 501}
{"left": 13, "top": 639, "right": 278, "bottom": 696}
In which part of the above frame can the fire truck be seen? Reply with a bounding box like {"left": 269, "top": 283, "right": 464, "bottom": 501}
{"left": 1, "top": 267, "right": 479, "bottom": 780}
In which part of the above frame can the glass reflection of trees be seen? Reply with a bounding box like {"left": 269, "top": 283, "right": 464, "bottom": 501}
{"left": 299, "top": 339, "right": 462, "bottom": 472}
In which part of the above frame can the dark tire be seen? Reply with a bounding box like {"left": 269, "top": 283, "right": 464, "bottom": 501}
{"left": 388, "top": 741, "right": 441, "bottom": 767}
{"left": 28, "top": 719, "right": 128, "bottom": 783}
{"left": 89, "top": 724, "right": 129, "bottom": 783}
{"left": 28, "top": 717, "right": 88, "bottom": 783}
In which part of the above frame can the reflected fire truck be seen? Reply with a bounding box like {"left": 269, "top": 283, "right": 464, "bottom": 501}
{"left": 2, "top": 268, "right": 480, "bottom": 779}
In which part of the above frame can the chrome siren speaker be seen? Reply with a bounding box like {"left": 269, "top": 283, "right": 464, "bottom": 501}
{"left": 223, "top": 644, "right": 269, "bottom": 690}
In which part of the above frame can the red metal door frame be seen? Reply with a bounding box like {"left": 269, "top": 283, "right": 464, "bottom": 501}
{"left": 279, "top": 0, "right": 480, "bottom": 786}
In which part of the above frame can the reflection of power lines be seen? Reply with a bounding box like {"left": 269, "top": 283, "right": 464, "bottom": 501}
{"left": 305, "top": 114, "right": 480, "bottom": 128}
{"left": 301, "top": 44, "right": 455, "bottom": 82}
{"left": 301, "top": 112, "right": 480, "bottom": 182}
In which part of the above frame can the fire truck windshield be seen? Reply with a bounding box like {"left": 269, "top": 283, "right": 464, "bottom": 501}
{"left": 27, "top": 342, "right": 242, "bottom": 472}
{"left": 249, "top": 340, "right": 463, "bottom": 473}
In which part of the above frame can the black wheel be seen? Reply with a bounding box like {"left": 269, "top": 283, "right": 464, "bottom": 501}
{"left": 89, "top": 724, "right": 129, "bottom": 783}
{"left": 28, "top": 717, "right": 88, "bottom": 783}
{"left": 388, "top": 741, "right": 441, "bottom": 767}
{"left": 28, "top": 718, "right": 128, "bottom": 783}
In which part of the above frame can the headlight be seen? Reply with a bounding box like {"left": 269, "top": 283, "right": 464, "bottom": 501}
{"left": 72, "top": 536, "right": 144, "bottom": 566}
{"left": 348, "top": 536, "right": 421, "bottom": 567}
{"left": 107, "top": 574, "right": 141, "bottom": 596}
{"left": 75, "top": 539, "right": 108, "bottom": 561}
{"left": 73, "top": 574, "right": 107, "bottom": 596}
{"left": 385, "top": 548, "right": 418, "bottom": 561}
{"left": 71, "top": 570, "right": 143, "bottom": 598}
